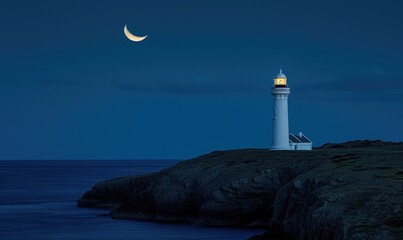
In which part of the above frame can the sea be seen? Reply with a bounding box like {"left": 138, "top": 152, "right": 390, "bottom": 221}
{"left": 0, "top": 160, "right": 264, "bottom": 240}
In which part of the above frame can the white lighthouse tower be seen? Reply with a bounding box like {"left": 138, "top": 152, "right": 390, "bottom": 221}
{"left": 271, "top": 69, "right": 290, "bottom": 150}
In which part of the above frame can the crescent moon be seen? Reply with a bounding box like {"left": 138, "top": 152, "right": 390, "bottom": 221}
{"left": 124, "top": 24, "right": 147, "bottom": 42}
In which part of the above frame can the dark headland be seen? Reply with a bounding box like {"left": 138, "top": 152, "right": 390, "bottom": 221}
{"left": 78, "top": 140, "right": 403, "bottom": 240}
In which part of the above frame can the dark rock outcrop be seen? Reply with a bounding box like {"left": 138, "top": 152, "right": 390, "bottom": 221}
{"left": 78, "top": 141, "right": 403, "bottom": 239}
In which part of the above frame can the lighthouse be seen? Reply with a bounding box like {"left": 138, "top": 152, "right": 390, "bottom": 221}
{"left": 270, "top": 69, "right": 313, "bottom": 150}
{"left": 271, "top": 69, "right": 290, "bottom": 150}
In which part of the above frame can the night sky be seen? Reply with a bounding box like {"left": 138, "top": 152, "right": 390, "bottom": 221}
{"left": 1, "top": 0, "right": 403, "bottom": 160}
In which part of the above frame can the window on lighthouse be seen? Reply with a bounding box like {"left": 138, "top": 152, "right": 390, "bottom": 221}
{"left": 274, "top": 78, "right": 286, "bottom": 86}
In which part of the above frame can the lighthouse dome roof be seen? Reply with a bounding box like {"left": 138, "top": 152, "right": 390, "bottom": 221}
{"left": 275, "top": 69, "right": 287, "bottom": 79}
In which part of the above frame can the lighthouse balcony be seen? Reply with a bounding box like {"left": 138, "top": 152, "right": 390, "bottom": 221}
{"left": 271, "top": 87, "right": 290, "bottom": 94}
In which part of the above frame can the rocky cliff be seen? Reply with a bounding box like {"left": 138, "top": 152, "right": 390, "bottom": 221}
{"left": 78, "top": 140, "right": 403, "bottom": 240}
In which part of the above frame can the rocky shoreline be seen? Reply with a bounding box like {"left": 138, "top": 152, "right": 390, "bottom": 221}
{"left": 78, "top": 140, "right": 403, "bottom": 239}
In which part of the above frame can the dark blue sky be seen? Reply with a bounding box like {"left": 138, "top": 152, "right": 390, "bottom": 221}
{"left": 1, "top": 0, "right": 402, "bottom": 159}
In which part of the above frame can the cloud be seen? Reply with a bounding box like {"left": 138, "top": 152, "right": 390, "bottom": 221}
{"left": 34, "top": 73, "right": 403, "bottom": 101}
{"left": 36, "top": 78, "right": 94, "bottom": 87}
{"left": 293, "top": 73, "right": 403, "bottom": 102}
{"left": 315, "top": 74, "right": 403, "bottom": 93}
{"left": 112, "top": 75, "right": 263, "bottom": 95}
{"left": 32, "top": 75, "right": 263, "bottom": 95}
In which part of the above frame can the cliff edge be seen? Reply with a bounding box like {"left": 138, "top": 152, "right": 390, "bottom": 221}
{"left": 78, "top": 140, "right": 403, "bottom": 240}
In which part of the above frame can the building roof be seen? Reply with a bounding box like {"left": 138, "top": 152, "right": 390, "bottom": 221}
{"left": 275, "top": 69, "right": 287, "bottom": 79}
{"left": 289, "top": 134, "right": 300, "bottom": 143}
{"left": 289, "top": 132, "right": 312, "bottom": 144}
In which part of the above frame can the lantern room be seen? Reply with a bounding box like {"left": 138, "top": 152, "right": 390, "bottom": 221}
{"left": 274, "top": 69, "right": 287, "bottom": 87}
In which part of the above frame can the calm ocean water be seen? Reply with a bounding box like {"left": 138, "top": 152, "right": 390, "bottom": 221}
{"left": 0, "top": 160, "right": 264, "bottom": 240}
